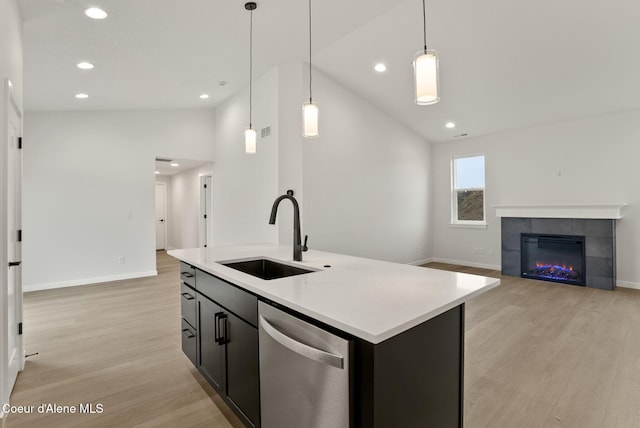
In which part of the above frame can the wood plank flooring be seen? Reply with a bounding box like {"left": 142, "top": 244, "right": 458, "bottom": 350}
{"left": 428, "top": 262, "right": 640, "bottom": 428}
{"left": 3, "top": 254, "right": 640, "bottom": 427}
{"left": 3, "top": 251, "right": 243, "bottom": 428}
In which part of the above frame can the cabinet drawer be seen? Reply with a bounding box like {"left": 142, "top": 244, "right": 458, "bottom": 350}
{"left": 181, "top": 283, "right": 197, "bottom": 328}
{"left": 180, "top": 262, "right": 196, "bottom": 287}
{"left": 196, "top": 270, "right": 258, "bottom": 327}
{"left": 181, "top": 319, "right": 197, "bottom": 365}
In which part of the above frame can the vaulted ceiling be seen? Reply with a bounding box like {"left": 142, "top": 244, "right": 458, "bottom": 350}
{"left": 19, "top": 0, "right": 640, "bottom": 143}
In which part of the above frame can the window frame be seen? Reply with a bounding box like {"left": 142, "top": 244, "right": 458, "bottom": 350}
{"left": 450, "top": 154, "right": 487, "bottom": 228}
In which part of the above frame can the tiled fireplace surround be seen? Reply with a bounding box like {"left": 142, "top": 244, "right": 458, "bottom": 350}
{"left": 498, "top": 205, "right": 624, "bottom": 291}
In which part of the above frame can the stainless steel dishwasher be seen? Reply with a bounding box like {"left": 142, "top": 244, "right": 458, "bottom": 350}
{"left": 258, "top": 301, "right": 352, "bottom": 428}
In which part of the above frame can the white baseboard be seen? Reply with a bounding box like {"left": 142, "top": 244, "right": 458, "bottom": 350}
{"left": 408, "top": 258, "right": 434, "bottom": 266}
{"left": 24, "top": 270, "right": 158, "bottom": 293}
{"left": 617, "top": 280, "right": 640, "bottom": 290}
{"left": 430, "top": 258, "right": 501, "bottom": 271}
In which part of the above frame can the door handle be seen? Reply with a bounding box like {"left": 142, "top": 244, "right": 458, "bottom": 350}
{"left": 259, "top": 316, "right": 344, "bottom": 369}
{"left": 9, "top": 261, "right": 21, "bottom": 267}
{"left": 181, "top": 292, "right": 195, "bottom": 301}
{"left": 214, "top": 312, "right": 228, "bottom": 345}
{"left": 215, "top": 313, "right": 228, "bottom": 345}
{"left": 160, "top": 219, "right": 165, "bottom": 222}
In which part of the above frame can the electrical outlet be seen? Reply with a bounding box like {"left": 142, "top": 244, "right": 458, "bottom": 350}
{"left": 488, "top": 248, "right": 494, "bottom": 255}
{"left": 473, "top": 247, "right": 486, "bottom": 255}
{"left": 117, "top": 256, "right": 125, "bottom": 264}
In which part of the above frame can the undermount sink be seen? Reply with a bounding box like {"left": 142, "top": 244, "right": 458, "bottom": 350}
{"left": 221, "top": 258, "right": 315, "bottom": 280}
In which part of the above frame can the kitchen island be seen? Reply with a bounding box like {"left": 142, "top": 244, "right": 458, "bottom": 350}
{"left": 169, "top": 244, "right": 499, "bottom": 428}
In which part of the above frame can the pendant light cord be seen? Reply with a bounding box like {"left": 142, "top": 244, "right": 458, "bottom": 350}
{"left": 308, "top": 0, "right": 313, "bottom": 103}
{"left": 422, "top": 0, "right": 427, "bottom": 51}
{"left": 249, "top": 8, "right": 253, "bottom": 128}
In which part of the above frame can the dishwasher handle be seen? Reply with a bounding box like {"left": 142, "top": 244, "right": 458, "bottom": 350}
{"left": 259, "top": 315, "right": 344, "bottom": 369}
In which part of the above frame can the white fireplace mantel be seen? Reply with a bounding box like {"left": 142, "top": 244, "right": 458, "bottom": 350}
{"left": 493, "top": 204, "right": 627, "bottom": 220}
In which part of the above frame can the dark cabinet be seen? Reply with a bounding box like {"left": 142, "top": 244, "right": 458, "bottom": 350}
{"left": 180, "top": 319, "right": 197, "bottom": 365}
{"left": 180, "top": 264, "right": 198, "bottom": 367}
{"left": 180, "top": 268, "right": 260, "bottom": 428}
{"left": 197, "top": 294, "right": 226, "bottom": 391}
{"left": 226, "top": 311, "right": 260, "bottom": 425}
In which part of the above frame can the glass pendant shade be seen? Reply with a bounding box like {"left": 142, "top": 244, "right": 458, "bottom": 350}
{"left": 413, "top": 49, "right": 439, "bottom": 105}
{"left": 302, "top": 102, "right": 319, "bottom": 138}
{"left": 245, "top": 128, "right": 257, "bottom": 154}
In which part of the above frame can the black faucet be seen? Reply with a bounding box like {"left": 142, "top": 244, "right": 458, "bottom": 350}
{"left": 269, "top": 189, "right": 304, "bottom": 261}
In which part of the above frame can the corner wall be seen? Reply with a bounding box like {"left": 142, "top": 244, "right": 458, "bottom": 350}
{"left": 431, "top": 109, "right": 640, "bottom": 287}
{"left": 212, "top": 63, "right": 433, "bottom": 264}
{"left": 23, "top": 109, "right": 215, "bottom": 291}
{"left": 211, "top": 69, "right": 279, "bottom": 246}
{"left": 301, "top": 66, "right": 432, "bottom": 264}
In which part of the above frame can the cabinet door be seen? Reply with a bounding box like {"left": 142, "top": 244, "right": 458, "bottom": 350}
{"left": 197, "top": 294, "right": 226, "bottom": 392}
{"left": 226, "top": 312, "right": 260, "bottom": 427}
{"left": 181, "top": 319, "right": 197, "bottom": 366}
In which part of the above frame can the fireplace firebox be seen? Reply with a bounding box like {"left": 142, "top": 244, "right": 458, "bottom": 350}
{"left": 521, "top": 233, "right": 586, "bottom": 286}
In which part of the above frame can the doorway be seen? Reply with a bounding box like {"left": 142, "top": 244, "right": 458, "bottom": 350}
{"left": 155, "top": 182, "right": 167, "bottom": 250}
{"left": 154, "top": 158, "right": 213, "bottom": 250}
{"left": 2, "top": 79, "right": 24, "bottom": 409}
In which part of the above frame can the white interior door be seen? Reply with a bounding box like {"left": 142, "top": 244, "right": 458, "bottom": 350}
{"left": 155, "top": 182, "right": 166, "bottom": 250}
{"left": 199, "top": 175, "right": 213, "bottom": 248}
{"left": 3, "top": 79, "right": 23, "bottom": 408}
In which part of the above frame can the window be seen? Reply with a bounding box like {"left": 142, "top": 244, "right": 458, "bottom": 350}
{"left": 452, "top": 155, "right": 485, "bottom": 225}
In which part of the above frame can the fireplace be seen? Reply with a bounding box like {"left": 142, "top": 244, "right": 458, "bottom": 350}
{"left": 500, "top": 215, "right": 618, "bottom": 290}
{"left": 521, "top": 234, "right": 586, "bottom": 286}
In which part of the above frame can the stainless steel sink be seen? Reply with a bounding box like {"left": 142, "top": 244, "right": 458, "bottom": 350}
{"left": 221, "top": 258, "right": 315, "bottom": 280}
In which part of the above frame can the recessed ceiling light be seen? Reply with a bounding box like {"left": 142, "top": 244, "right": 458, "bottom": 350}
{"left": 445, "top": 122, "right": 456, "bottom": 128}
{"left": 155, "top": 171, "right": 160, "bottom": 175}
{"left": 85, "top": 7, "right": 108, "bottom": 19}
{"left": 77, "top": 62, "right": 94, "bottom": 70}
{"left": 199, "top": 94, "right": 210, "bottom": 99}
{"left": 374, "top": 63, "right": 387, "bottom": 73}
{"left": 170, "top": 163, "right": 179, "bottom": 167}
{"left": 75, "top": 93, "right": 89, "bottom": 99}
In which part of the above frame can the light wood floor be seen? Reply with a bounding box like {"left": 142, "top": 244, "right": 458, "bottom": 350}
{"left": 3, "top": 254, "right": 640, "bottom": 427}
{"left": 428, "top": 262, "right": 640, "bottom": 428}
{"left": 3, "top": 251, "right": 243, "bottom": 428}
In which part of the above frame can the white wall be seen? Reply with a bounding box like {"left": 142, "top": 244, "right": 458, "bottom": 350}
{"left": 211, "top": 63, "right": 433, "bottom": 264}
{"left": 211, "top": 69, "right": 279, "bottom": 246}
{"left": 431, "top": 109, "right": 640, "bottom": 286}
{"left": 276, "top": 63, "right": 305, "bottom": 248}
{"left": 23, "top": 109, "right": 215, "bottom": 291}
{"left": 0, "top": 0, "right": 22, "bottom": 416}
{"left": 166, "top": 163, "right": 213, "bottom": 249}
{"left": 301, "top": 67, "right": 433, "bottom": 264}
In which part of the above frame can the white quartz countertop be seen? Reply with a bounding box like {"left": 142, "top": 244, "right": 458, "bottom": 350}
{"left": 168, "top": 244, "right": 500, "bottom": 344}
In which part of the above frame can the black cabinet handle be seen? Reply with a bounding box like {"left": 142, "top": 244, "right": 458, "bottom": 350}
{"left": 181, "top": 292, "right": 195, "bottom": 301}
{"left": 182, "top": 328, "right": 195, "bottom": 339}
{"left": 215, "top": 312, "right": 228, "bottom": 345}
{"left": 214, "top": 312, "right": 223, "bottom": 344}
{"left": 9, "top": 261, "right": 21, "bottom": 267}
{"left": 181, "top": 272, "right": 194, "bottom": 278}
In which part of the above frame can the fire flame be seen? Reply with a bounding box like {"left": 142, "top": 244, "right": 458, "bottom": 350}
{"left": 535, "top": 262, "right": 574, "bottom": 271}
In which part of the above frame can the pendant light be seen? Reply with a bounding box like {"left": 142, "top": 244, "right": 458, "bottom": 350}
{"left": 302, "top": 0, "right": 319, "bottom": 138}
{"left": 413, "top": 0, "right": 439, "bottom": 105}
{"left": 245, "top": 2, "right": 257, "bottom": 153}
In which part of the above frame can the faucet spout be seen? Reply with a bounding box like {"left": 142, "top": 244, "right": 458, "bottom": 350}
{"left": 269, "top": 190, "right": 302, "bottom": 261}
